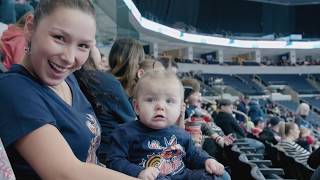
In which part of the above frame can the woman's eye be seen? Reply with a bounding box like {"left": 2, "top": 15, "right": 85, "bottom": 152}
{"left": 53, "top": 35, "right": 64, "bottom": 41}
{"left": 79, "top": 44, "right": 89, "bottom": 49}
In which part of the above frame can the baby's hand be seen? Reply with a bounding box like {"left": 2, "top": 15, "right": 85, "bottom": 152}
{"left": 205, "top": 158, "right": 225, "bottom": 176}
{"left": 138, "top": 167, "right": 160, "bottom": 180}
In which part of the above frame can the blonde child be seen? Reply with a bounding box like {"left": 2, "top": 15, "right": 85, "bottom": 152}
{"left": 106, "top": 70, "right": 230, "bottom": 180}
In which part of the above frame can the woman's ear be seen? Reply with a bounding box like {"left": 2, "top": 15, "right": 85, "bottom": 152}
{"left": 137, "top": 69, "right": 145, "bottom": 79}
{"left": 133, "top": 99, "right": 140, "bottom": 116}
{"left": 24, "top": 14, "right": 34, "bottom": 43}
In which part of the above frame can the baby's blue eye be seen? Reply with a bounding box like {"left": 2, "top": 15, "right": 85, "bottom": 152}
{"left": 166, "top": 98, "right": 176, "bottom": 103}
{"left": 146, "top": 97, "right": 155, "bottom": 102}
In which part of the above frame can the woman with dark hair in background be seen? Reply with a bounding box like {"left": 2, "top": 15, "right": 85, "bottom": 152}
{"left": 109, "top": 38, "right": 145, "bottom": 97}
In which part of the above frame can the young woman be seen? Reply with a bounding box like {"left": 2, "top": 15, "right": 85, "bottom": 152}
{"left": 0, "top": 0, "right": 136, "bottom": 179}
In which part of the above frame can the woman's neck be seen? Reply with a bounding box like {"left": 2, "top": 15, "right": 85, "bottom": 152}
{"left": 22, "top": 57, "right": 72, "bottom": 105}
{"left": 20, "top": 57, "right": 37, "bottom": 78}
{"left": 49, "top": 81, "right": 72, "bottom": 106}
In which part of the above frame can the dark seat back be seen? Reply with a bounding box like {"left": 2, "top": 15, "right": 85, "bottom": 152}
{"left": 311, "top": 166, "right": 320, "bottom": 180}
{"left": 238, "top": 154, "right": 266, "bottom": 180}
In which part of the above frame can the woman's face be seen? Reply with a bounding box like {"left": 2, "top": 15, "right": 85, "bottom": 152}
{"left": 291, "top": 124, "right": 300, "bottom": 140}
{"left": 91, "top": 46, "right": 109, "bottom": 71}
{"left": 25, "top": 7, "right": 96, "bottom": 86}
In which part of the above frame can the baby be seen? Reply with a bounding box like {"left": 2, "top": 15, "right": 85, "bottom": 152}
{"left": 106, "top": 69, "right": 230, "bottom": 180}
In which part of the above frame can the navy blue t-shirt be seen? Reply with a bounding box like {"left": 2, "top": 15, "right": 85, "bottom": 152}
{"left": 0, "top": 65, "right": 101, "bottom": 178}
{"left": 106, "top": 120, "right": 211, "bottom": 179}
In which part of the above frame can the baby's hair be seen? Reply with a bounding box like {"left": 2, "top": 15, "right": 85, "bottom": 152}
{"left": 158, "top": 57, "right": 178, "bottom": 70}
{"left": 133, "top": 69, "right": 184, "bottom": 100}
{"left": 138, "top": 58, "right": 163, "bottom": 71}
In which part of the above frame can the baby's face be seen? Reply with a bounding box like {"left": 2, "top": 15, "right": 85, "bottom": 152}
{"left": 134, "top": 79, "right": 182, "bottom": 129}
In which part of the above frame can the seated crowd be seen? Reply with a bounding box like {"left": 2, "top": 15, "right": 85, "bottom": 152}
{"left": 1, "top": 1, "right": 320, "bottom": 180}
{"left": 174, "top": 56, "right": 320, "bottom": 66}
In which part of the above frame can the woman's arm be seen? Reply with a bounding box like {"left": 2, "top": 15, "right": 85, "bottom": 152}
{"left": 16, "top": 124, "right": 137, "bottom": 180}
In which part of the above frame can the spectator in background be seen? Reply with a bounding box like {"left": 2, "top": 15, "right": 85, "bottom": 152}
{"left": 215, "top": 99, "right": 246, "bottom": 139}
{"left": 109, "top": 38, "right": 145, "bottom": 97}
{"left": 259, "top": 116, "right": 282, "bottom": 144}
{"left": 248, "top": 99, "right": 264, "bottom": 124}
{"left": 215, "top": 99, "right": 265, "bottom": 153}
{"left": 182, "top": 78, "right": 201, "bottom": 119}
{"left": 182, "top": 79, "right": 234, "bottom": 160}
{"left": 295, "top": 103, "right": 313, "bottom": 129}
{"left": 29, "top": 0, "right": 39, "bottom": 9}
{"left": 278, "top": 122, "right": 310, "bottom": 165}
{"left": 296, "top": 127, "right": 314, "bottom": 152}
{"left": 0, "top": 0, "right": 16, "bottom": 24}
{"left": 250, "top": 117, "right": 266, "bottom": 138}
{"left": 236, "top": 95, "right": 250, "bottom": 122}
{"left": 15, "top": 0, "right": 34, "bottom": 23}
{"left": 100, "top": 52, "right": 109, "bottom": 71}
{"left": 0, "top": 21, "right": 8, "bottom": 36}
{"left": 1, "top": 11, "right": 31, "bottom": 69}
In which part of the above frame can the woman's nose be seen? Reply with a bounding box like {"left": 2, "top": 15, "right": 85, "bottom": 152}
{"left": 61, "top": 46, "right": 76, "bottom": 65}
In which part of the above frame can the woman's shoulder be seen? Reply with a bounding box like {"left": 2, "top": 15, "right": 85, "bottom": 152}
{"left": 278, "top": 140, "right": 296, "bottom": 147}
{"left": 0, "top": 68, "right": 42, "bottom": 95}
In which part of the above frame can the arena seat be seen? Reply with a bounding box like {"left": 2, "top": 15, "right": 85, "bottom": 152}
{"left": 311, "top": 166, "right": 320, "bottom": 180}
{"left": 258, "top": 74, "right": 318, "bottom": 94}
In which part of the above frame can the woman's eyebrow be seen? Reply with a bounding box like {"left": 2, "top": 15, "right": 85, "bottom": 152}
{"left": 50, "top": 27, "right": 95, "bottom": 43}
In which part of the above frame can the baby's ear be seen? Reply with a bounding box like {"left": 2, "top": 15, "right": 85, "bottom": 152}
{"left": 133, "top": 99, "right": 140, "bottom": 115}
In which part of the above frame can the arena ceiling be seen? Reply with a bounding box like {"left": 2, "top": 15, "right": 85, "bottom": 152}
{"left": 94, "top": 0, "right": 320, "bottom": 59}
{"left": 248, "top": 0, "right": 320, "bottom": 5}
